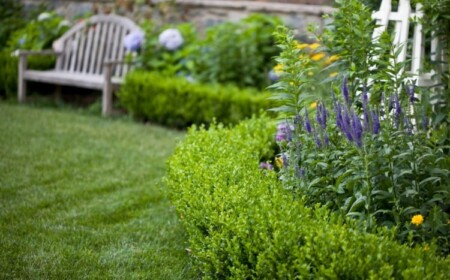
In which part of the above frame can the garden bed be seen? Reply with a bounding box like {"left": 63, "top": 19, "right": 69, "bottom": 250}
{"left": 165, "top": 116, "right": 450, "bottom": 279}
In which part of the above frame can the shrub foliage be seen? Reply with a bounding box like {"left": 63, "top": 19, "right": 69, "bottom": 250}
{"left": 117, "top": 71, "right": 273, "bottom": 128}
{"left": 165, "top": 117, "right": 450, "bottom": 279}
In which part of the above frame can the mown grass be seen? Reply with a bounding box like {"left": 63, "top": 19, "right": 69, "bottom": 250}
{"left": 0, "top": 102, "right": 198, "bottom": 279}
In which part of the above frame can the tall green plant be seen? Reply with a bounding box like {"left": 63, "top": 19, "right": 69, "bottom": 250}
{"left": 0, "top": 0, "right": 25, "bottom": 49}
{"left": 190, "top": 14, "right": 282, "bottom": 89}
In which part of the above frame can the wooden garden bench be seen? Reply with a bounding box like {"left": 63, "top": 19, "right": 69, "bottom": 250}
{"left": 17, "top": 14, "right": 142, "bottom": 116}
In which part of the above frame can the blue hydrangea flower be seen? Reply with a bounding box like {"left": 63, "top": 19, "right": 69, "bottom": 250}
{"left": 123, "top": 30, "right": 144, "bottom": 52}
{"left": 158, "top": 28, "right": 184, "bottom": 51}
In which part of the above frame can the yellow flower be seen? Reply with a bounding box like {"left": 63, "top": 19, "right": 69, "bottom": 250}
{"left": 311, "top": 53, "right": 325, "bottom": 61}
{"left": 275, "top": 156, "right": 283, "bottom": 168}
{"left": 329, "top": 72, "right": 338, "bottom": 77}
{"left": 411, "top": 214, "right": 424, "bottom": 226}
{"left": 296, "top": 43, "right": 309, "bottom": 49}
{"left": 309, "top": 43, "right": 321, "bottom": 50}
{"left": 311, "top": 52, "right": 326, "bottom": 61}
{"left": 325, "top": 55, "right": 340, "bottom": 65}
{"left": 423, "top": 244, "right": 430, "bottom": 252}
{"left": 310, "top": 102, "right": 317, "bottom": 109}
{"left": 274, "top": 64, "right": 284, "bottom": 74}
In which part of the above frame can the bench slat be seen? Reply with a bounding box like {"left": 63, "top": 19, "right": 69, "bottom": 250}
{"left": 82, "top": 26, "right": 94, "bottom": 74}
{"left": 112, "top": 26, "right": 124, "bottom": 77}
{"left": 75, "top": 29, "right": 87, "bottom": 72}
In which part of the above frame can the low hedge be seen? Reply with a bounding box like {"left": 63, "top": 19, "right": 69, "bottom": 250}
{"left": 165, "top": 116, "right": 450, "bottom": 279}
{"left": 117, "top": 71, "right": 274, "bottom": 128}
{"left": 0, "top": 50, "right": 55, "bottom": 99}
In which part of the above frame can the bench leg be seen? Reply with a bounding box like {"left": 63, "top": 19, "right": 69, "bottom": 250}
{"left": 18, "top": 55, "right": 27, "bottom": 102}
{"left": 102, "top": 63, "right": 113, "bottom": 116}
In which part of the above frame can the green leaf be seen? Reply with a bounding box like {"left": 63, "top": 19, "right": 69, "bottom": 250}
{"left": 419, "top": 177, "right": 441, "bottom": 187}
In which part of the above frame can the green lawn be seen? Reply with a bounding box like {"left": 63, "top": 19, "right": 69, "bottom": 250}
{"left": 0, "top": 103, "right": 198, "bottom": 279}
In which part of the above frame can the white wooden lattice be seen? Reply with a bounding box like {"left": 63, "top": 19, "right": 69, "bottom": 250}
{"left": 371, "top": 0, "right": 440, "bottom": 86}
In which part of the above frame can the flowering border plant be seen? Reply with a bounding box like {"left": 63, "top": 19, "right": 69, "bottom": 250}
{"left": 270, "top": 1, "right": 450, "bottom": 255}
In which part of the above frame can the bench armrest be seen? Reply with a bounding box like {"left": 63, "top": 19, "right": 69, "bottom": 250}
{"left": 15, "top": 49, "right": 62, "bottom": 57}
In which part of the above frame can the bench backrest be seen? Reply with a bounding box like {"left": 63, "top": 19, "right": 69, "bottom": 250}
{"left": 53, "top": 14, "right": 141, "bottom": 78}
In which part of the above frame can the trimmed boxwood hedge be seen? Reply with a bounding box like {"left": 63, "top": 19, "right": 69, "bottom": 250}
{"left": 165, "top": 116, "right": 450, "bottom": 279}
{"left": 117, "top": 71, "right": 274, "bottom": 128}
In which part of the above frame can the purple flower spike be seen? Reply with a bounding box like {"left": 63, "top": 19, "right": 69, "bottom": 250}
{"left": 422, "top": 114, "right": 428, "bottom": 130}
{"left": 394, "top": 93, "right": 402, "bottom": 115}
{"left": 342, "top": 76, "right": 350, "bottom": 105}
{"left": 324, "top": 132, "right": 330, "bottom": 147}
{"left": 335, "top": 103, "right": 343, "bottom": 130}
{"left": 371, "top": 110, "right": 380, "bottom": 134}
{"left": 295, "top": 165, "right": 306, "bottom": 178}
{"left": 362, "top": 87, "right": 370, "bottom": 132}
{"left": 282, "top": 153, "right": 289, "bottom": 167}
{"left": 304, "top": 110, "right": 313, "bottom": 134}
{"left": 342, "top": 106, "right": 353, "bottom": 142}
{"left": 317, "top": 103, "right": 328, "bottom": 130}
{"left": 406, "top": 83, "right": 416, "bottom": 104}
{"left": 315, "top": 133, "right": 322, "bottom": 148}
{"left": 351, "top": 110, "right": 363, "bottom": 147}
{"left": 294, "top": 114, "right": 303, "bottom": 127}
{"left": 394, "top": 93, "right": 402, "bottom": 128}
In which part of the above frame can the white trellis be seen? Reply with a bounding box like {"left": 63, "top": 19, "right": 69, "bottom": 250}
{"left": 371, "top": 0, "right": 441, "bottom": 87}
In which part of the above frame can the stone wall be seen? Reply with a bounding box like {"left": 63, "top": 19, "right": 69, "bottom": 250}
{"left": 22, "top": 0, "right": 334, "bottom": 36}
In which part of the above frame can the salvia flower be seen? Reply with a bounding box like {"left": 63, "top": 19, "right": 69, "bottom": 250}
{"left": 303, "top": 109, "right": 313, "bottom": 134}
{"left": 371, "top": 110, "right": 380, "bottom": 134}
{"left": 341, "top": 76, "right": 350, "bottom": 105}
{"left": 295, "top": 165, "right": 306, "bottom": 178}
{"left": 362, "top": 87, "right": 370, "bottom": 131}
{"left": 323, "top": 132, "right": 330, "bottom": 147}
{"left": 404, "top": 116, "right": 412, "bottom": 135}
{"left": 341, "top": 106, "right": 353, "bottom": 142}
{"left": 406, "top": 82, "right": 416, "bottom": 105}
{"left": 294, "top": 114, "right": 303, "bottom": 127}
{"left": 334, "top": 103, "right": 343, "bottom": 131}
{"left": 422, "top": 114, "right": 428, "bottom": 130}
{"left": 393, "top": 93, "right": 402, "bottom": 129}
{"left": 316, "top": 102, "right": 328, "bottom": 129}
{"left": 282, "top": 153, "right": 289, "bottom": 168}
{"left": 158, "top": 28, "right": 184, "bottom": 51}
{"left": 315, "top": 133, "right": 322, "bottom": 148}
{"left": 351, "top": 109, "right": 363, "bottom": 147}
{"left": 123, "top": 29, "right": 145, "bottom": 52}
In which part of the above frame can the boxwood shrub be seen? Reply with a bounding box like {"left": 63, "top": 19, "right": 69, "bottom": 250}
{"left": 165, "top": 116, "right": 450, "bottom": 279}
{"left": 117, "top": 71, "right": 273, "bottom": 128}
{"left": 0, "top": 51, "right": 55, "bottom": 99}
